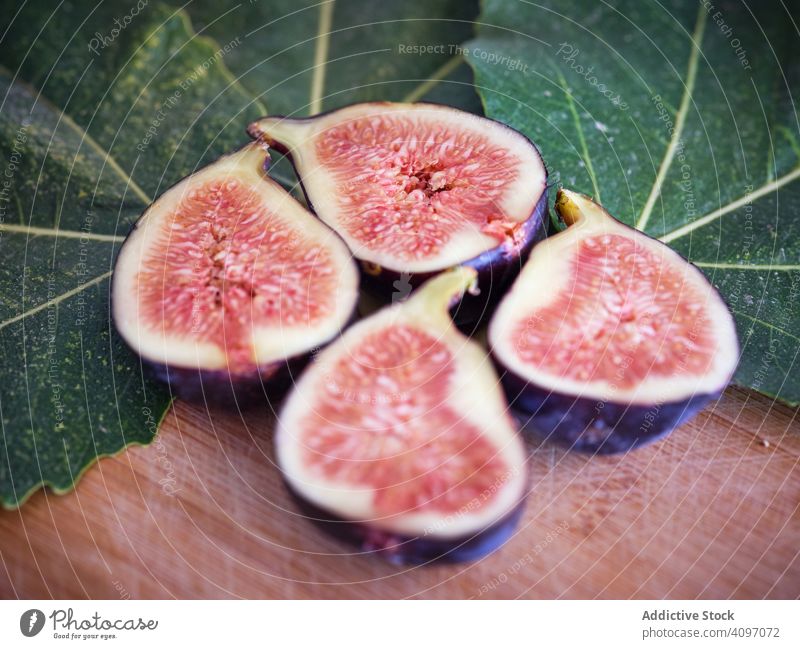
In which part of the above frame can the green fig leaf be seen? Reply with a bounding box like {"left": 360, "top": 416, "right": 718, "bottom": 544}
{"left": 466, "top": 0, "right": 800, "bottom": 405}
{"left": 0, "top": 0, "right": 481, "bottom": 506}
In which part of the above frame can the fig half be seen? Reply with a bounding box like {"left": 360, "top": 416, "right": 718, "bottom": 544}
{"left": 489, "top": 189, "right": 739, "bottom": 454}
{"left": 248, "top": 102, "right": 548, "bottom": 324}
{"left": 276, "top": 268, "right": 528, "bottom": 564}
{"left": 113, "top": 144, "right": 359, "bottom": 404}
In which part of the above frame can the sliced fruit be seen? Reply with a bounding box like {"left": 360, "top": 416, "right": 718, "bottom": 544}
{"left": 112, "top": 144, "right": 359, "bottom": 403}
{"left": 248, "top": 102, "right": 548, "bottom": 323}
{"left": 489, "top": 189, "right": 739, "bottom": 453}
{"left": 276, "top": 268, "right": 528, "bottom": 563}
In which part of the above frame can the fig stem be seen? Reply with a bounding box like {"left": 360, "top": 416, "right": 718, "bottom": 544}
{"left": 410, "top": 267, "right": 479, "bottom": 313}
{"left": 247, "top": 117, "right": 303, "bottom": 151}
{"left": 555, "top": 188, "right": 612, "bottom": 229}
{"left": 555, "top": 188, "right": 587, "bottom": 227}
{"left": 232, "top": 141, "right": 271, "bottom": 171}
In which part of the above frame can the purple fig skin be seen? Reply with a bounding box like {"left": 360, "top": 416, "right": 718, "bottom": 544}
{"left": 495, "top": 363, "right": 720, "bottom": 454}
{"left": 286, "top": 483, "right": 527, "bottom": 565}
{"left": 113, "top": 260, "right": 358, "bottom": 408}
{"left": 488, "top": 188, "right": 739, "bottom": 454}
{"left": 129, "top": 300, "right": 359, "bottom": 408}
{"left": 143, "top": 353, "right": 311, "bottom": 409}
{"left": 248, "top": 104, "right": 550, "bottom": 327}
{"left": 361, "top": 186, "right": 549, "bottom": 331}
{"left": 112, "top": 145, "right": 360, "bottom": 409}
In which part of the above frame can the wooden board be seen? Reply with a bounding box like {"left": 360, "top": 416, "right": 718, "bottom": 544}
{"left": 1, "top": 386, "right": 798, "bottom": 599}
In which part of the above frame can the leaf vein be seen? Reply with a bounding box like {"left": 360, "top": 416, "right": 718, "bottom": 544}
{"left": 557, "top": 71, "right": 601, "bottom": 201}
{"left": 309, "top": 0, "right": 335, "bottom": 115}
{"left": 0, "top": 271, "right": 112, "bottom": 332}
{"left": 402, "top": 54, "right": 464, "bottom": 103}
{"left": 660, "top": 166, "right": 800, "bottom": 243}
{"left": 636, "top": 5, "right": 706, "bottom": 231}
{"left": 694, "top": 262, "right": 800, "bottom": 271}
{"left": 0, "top": 223, "right": 125, "bottom": 243}
{"left": 0, "top": 64, "right": 152, "bottom": 206}
{"left": 734, "top": 310, "right": 800, "bottom": 343}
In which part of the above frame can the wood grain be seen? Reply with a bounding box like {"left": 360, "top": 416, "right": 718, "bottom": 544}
{"left": 1, "top": 386, "right": 798, "bottom": 599}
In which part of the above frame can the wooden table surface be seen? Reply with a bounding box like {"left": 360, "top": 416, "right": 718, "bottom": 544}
{"left": 1, "top": 386, "right": 798, "bottom": 599}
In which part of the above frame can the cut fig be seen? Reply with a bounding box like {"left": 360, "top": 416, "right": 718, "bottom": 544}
{"left": 489, "top": 189, "right": 739, "bottom": 454}
{"left": 247, "top": 102, "right": 548, "bottom": 324}
{"left": 112, "top": 144, "right": 359, "bottom": 404}
{"left": 276, "top": 268, "right": 528, "bottom": 563}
